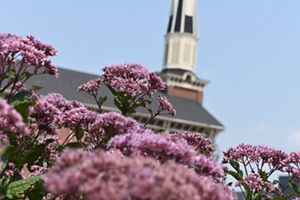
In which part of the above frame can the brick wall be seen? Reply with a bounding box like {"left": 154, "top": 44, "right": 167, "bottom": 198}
{"left": 167, "top": 86, "right": 203, "bottom": 104}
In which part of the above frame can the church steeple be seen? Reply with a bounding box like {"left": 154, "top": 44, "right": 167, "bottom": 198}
{"left": 164, "top": 0, "right": 198, "bottom": 73}
{"left": 161, "top": 0, "right": 208, "bottom": 104}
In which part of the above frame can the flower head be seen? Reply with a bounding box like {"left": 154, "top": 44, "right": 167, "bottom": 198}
{"left": 170, "top": 132, "right": 214, "bottom": 154}
{"left": 44, "top": 149, "right": 233, "bottom": 200}
{"left": 108, "top": 129, "right": 224, "bottom": 179}
{"left": 78, "top": 78, "right": 103, "bottom": 97}
{"left": 0, "top": 99, "right": 29, "bottom": 147}
{"left": 157, "top": 95, "right": 176, "bottom": 116}
{"left": 0, "top": 33, "right": 58, "bottom": 77}
{"left": 101, "top": 63, "right": 165, "bottom": 97}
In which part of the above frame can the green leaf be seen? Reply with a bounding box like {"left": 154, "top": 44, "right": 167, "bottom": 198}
{"left": 271, "top": 194, "right": 294, "bottom": 200}
{"left": 6, "top": 132, "right": 18, "bottom": 146}
{"left": 6, "top": 69, "right": 16, "bottom": 79}
{"left": 75, "top": 127, "right": 85, "bottom": 141}
{"left": 9, "top": 90, "right": 31, "bottom": 104}
{"left": 26, "top": 181, "right": 45, "bottom": 200}
{"left": 288, "top": 180, "right": 300, "bottom": 194}
{"left": 5, "top": 176, "right": 41, "bottom": 199}
{"left": 258, "top": 169, "right": 268, "bottom": 181}
{"left": 227, "top": 170, "right": 243, "bottom": 181}
{"left": 23, "top": 145, "right": 45, "bottom": 166}
{"left": 129, "top": 99, "right": 150, "bottom": 113}
{"left": 24, "top": 139, "right": 54, "bottom": 166}
{"left": 114, "top": 97, "right": 123, "bottom": 111}
{"left": 229, "top": 160, "right": 240, "bottom": 171}
{"left": 12, "top": 99, "right": 34, "bottom": 123}
{"left": 30, "top": 85, "right": 42, "bottom": 92}
{"left": 1, "top": 146, "right": 24, "bottom": 169}
{"left": 106, "top": 85, "right": 120, "bottom": 96}
{"left": 98, "top": 96, "right": 107, "bottom": 106}
{"left": 65, "top": 142, "right": 82, "bottom": 149}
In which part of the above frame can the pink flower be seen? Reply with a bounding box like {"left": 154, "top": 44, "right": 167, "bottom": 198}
{"left": 101, "top": 63, "right": 165, "bottom": 97}
{"left": 0, "top": 33, "right": 58, "bottom": 76}
{"left": 0, "top": 33, "right": 58, "bottom": 97}
{"left": 157, "top": 95, "right": 176, "bottom": 116}
{"left": 285, "top": 151, "right": 300, "bottom": 182}
{"left": 44, "top": 149, "right": 234, "bottom": 200}
{"left": 223, "top": 144, "right": 288, "bottom": 170}
{"left": 78, "top": 78, "right": 103, "bottom": 97}
{"left": 108, "top": 130, "right": 196, "bottom": 164}
{"left": 170, "top": 131, "right": 214, "bottom": 154}
{"left": 108, "top": 129, "right": 224, "bottom": 179}
{"left": 85, "top": 112, "right": 140, "bottom": 148}
{"left": 238, "top": 173, "right": 276, "bottom": 193}
{"left": 0, "top": 99, "right": 29, "bottom": 147}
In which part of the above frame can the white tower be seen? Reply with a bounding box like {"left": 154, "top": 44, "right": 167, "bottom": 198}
{"left": 161, "top": 0, "right": 208, "bottom": 104}
{"left": 164, "top": 0, "right": 197, "bottom": 72}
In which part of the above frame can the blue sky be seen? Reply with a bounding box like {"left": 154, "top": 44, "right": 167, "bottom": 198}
{"left": 2, "top": 0, "right": 300, "bottom": 153}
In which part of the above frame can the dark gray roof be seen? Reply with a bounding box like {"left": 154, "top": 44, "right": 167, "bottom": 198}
{"left": 26, "top": 67, "right": 223, "bottom": 129}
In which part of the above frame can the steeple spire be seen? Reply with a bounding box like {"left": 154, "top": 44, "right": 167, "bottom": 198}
{"left": 164, "top": 0, "right": 198, "bottom": 73}
{"left": 161, "top": 0, "right": 208, "bottom": 104}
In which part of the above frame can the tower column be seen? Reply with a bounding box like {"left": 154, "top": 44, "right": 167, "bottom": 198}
{"left": 161, "top": 0, "right": 208, "bottom": 104}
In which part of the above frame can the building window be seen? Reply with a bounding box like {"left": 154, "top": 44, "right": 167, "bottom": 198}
{"left": 184, "top": 15, "right": 193, "bottom": 33}
{"left": 174, "top": 0, "right": 183, "bottom": 32}
{"left": 185, "top": 75, "right": 192, "bottom": 83}
{"left": 167, "top": 16, "right": 173, "bottom": 33}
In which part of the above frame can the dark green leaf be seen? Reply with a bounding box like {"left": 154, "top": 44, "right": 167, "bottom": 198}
{"left": 114, "top": 97, "right": 123, "bottom": 111}
{"left": 1, "top": 146, "right": 24, "bottom": 169}
{"left": 24, "top": 139, "right": 54, "bottom": 167}
{"left": 75, "top": 127, "right": 85, "bottom": 141}
{"left": 229, "top": 160, "right": 240, "bottom": 171}
{"left": 106, "top": 85, "right": 120, "bottom": 96}
{"left": 258, "top": 169, "right": 268, "bottom": 181}
{"left": 27, "top": 181, "right": 45, "bottom": 200}
{"left": 30, "top": 85, "right": 42, "bottom": 92}
{"left": 98, "top": 96, "right": 107, "bottom": 106}
{"left": 227, "top": 170, "right": 243, "bottom": 181}
{"left": 147, "top": 108, "right": 153, "bottom": 117}
{"left": 65, "top": 142, "right": 83, "bottom": 149}
{"left": 12, "top": 100, "right": 34, "bottom": 123}
{"left": 288, "top": 181, "right": 300, "bottom": 194}
{"left": 5, "top": 176, "right": 41, "bottom": 199}
{"left": 6, "top": 69, "right": 16, "bottom": 79}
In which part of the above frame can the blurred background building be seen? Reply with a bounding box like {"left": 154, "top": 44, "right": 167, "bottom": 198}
{"left": 28, "top": 0, "right": 223, "bottom": 141}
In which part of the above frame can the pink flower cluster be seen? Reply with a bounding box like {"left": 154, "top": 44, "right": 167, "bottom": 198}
{"left": 222, "top": 144, "right": 296, "bottom": 197}
{"left": 108, "top": 130, "right": 195, "bottom": 163}
{"left": 30, "top": 93, "right": 76, "bottom": 135}
{"left": 170, "top": 132, "right": 214, "bottom": 154}
{"left": 85, "top": 112, "right": 140, "bottom": 147}
{"left": 44, "top": 149, "right": 234, "bottom": 200}
{"left": 31, "top": 93, "right": 140, "bottom": 147}
{"left": 285, "top": 151, "right": 300, "bottom": 182}
{"left": 78, "top": 78, "right": 103, "bottom": 97}
{"left": 0, "top": 33, "right": 57, "bottom": 76}
{"left": 101, "top": 63, "right": 165, "bottom": 97}
{"left": 108, "top": 129, "right": 224, "bottom": 179}
{"left": 0, "top": 99, "right": 29, "bottom": 147}
{"left": 223, "top": 143, "right": 288, "bottom": 171}
{"left": 157, "top": 95, "right": 176, "bottom": 116}
{"left": 236, "top": 173, "right": 275, "bottom": 192}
